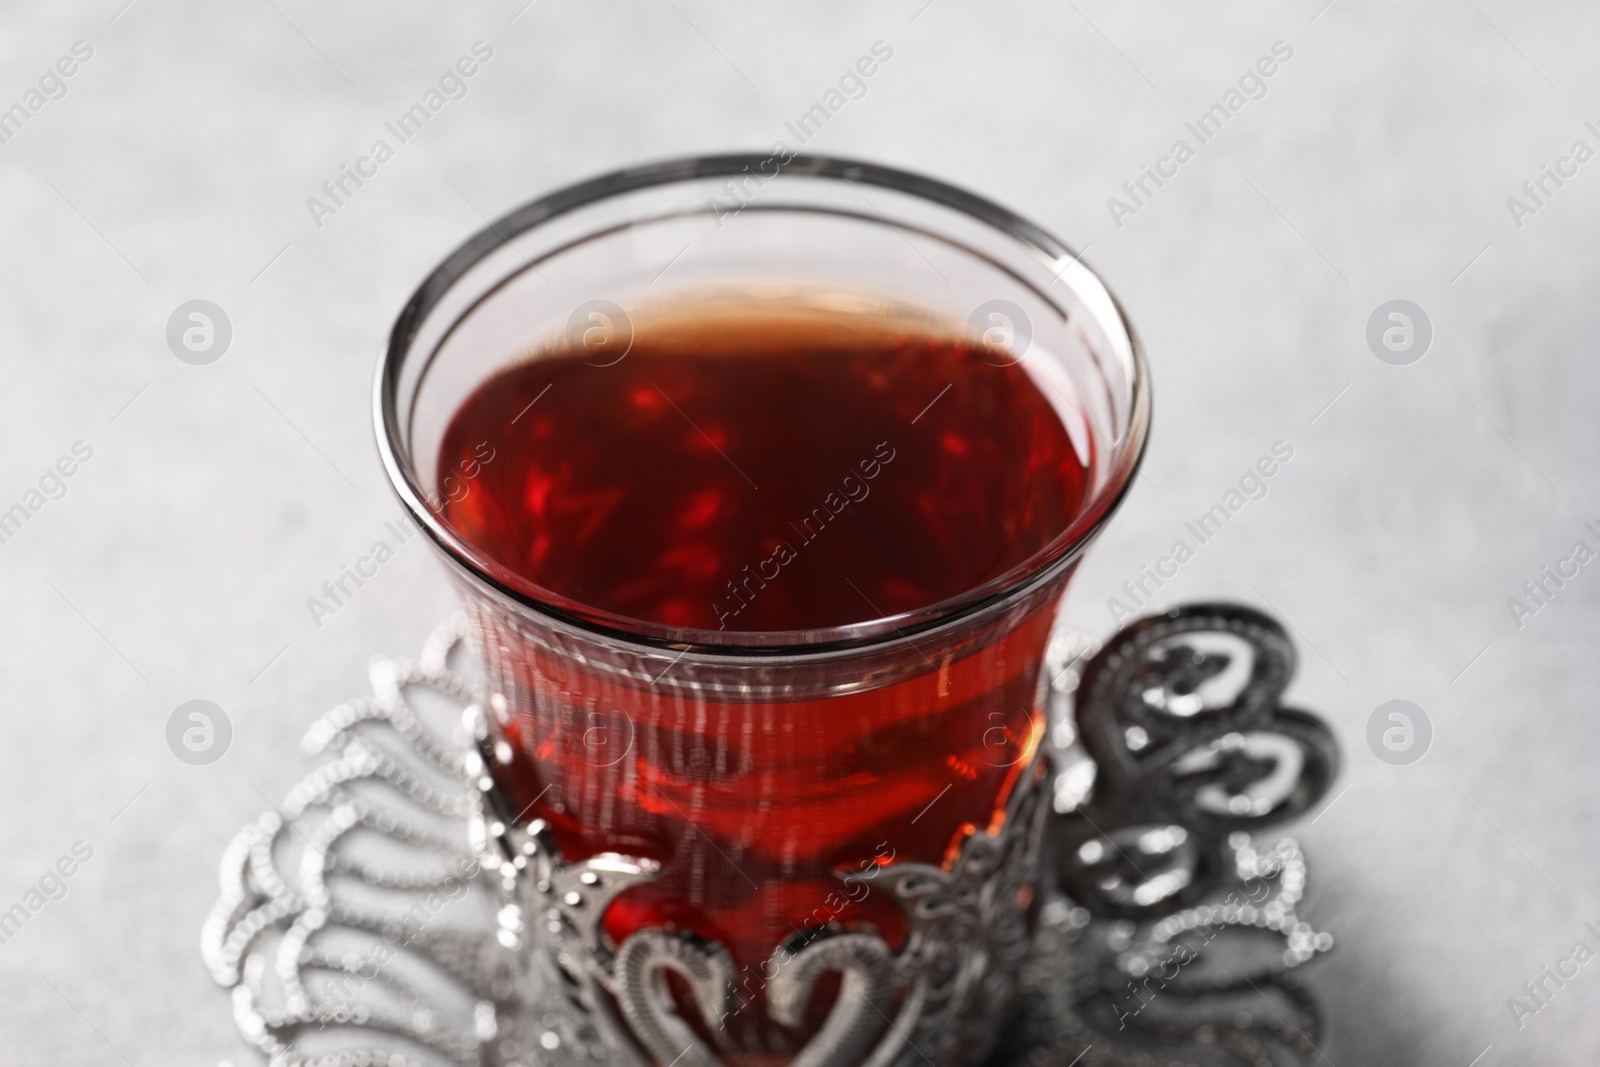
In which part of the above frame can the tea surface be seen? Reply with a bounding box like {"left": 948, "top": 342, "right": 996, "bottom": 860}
{"left": 437, "top": 299, "right": 1090, "bottom": 634}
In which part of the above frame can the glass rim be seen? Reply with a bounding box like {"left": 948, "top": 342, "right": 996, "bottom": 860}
{"left": 374, "top": 151, "right": 1152, "bottom": 657}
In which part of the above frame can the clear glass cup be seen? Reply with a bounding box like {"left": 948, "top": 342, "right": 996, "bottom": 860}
{"left": 376, "top": 153, "right": 1149, "bottom": 1067}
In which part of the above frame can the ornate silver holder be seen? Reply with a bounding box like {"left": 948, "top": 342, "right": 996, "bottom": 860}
{"left": 204, "top": 604, "right": 1339, "bottom": 1067}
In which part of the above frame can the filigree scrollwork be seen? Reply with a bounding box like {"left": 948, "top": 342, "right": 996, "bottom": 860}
{"left": 479, "top": 748, "right": 1051, "bottom": 1067}
{"left": 206, "top": 607, "right": 1339, "bottom": 1067}
{"left": 201, "top": 619, "right": 502, "bottom": 1067}
{"left": 994, "top": 833, "right": 1333, "bottom": 1067}
{"left": 613, "top": 931, "right": 734, "bottom": 1067}
{"left": 1049, "top": 604, "right": 1339, "bottom": 922}
{"left": 767, "top": 933, "right": 893, "bottom": 1067}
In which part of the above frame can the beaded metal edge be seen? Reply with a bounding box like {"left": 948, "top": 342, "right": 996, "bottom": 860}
{"left": 204, "top": 606, "right": 1338, "bottom": 1067}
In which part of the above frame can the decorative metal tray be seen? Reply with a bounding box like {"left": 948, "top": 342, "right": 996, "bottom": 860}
{"left": 204, "top": 605, "right": 1338, "bottom": 1067}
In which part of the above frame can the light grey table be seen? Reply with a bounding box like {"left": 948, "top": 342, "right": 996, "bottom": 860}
{"left": 2, "top": 1, "right": 1596, "bottom": 1063}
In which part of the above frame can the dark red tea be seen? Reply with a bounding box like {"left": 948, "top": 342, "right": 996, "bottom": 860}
{"left": 437, "top": 297, "right": 1091, "bottom": 1062}
{"left": 440, "top": 301, "right": 1088, "bottom": 631}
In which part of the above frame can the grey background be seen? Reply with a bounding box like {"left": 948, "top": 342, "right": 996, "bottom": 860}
{"left": 1, "top": 0, "right": 1595, "bottom": 1063}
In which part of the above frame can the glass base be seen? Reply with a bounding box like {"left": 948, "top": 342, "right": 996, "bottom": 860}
{"left": 203, "top": 611, "right": 1336, "bottom": 1067}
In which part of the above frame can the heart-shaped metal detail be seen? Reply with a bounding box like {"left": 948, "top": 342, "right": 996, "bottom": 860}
{"left": 614, "top": 931, "right": 733, "bottom": 1067}
{"left": 1053, "top": 603, "right": 1339, "bottom": 920}
{"left": 767, "top": 933, "right": 894, "bottom": 1067}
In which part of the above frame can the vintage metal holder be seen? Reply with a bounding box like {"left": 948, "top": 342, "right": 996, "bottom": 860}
{"left": 204, "top": 603, "right": 1339, "bottom": 1067}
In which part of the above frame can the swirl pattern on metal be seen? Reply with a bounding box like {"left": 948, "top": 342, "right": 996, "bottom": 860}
{"left": 205, "top": 607, "right": 1339, "bottom": 1067}
{"left": 480, "top": 734, "right": 1050, "bottom": 1067}
{"left": 1049, "top": 604, "right": 1339, "bottom": 922}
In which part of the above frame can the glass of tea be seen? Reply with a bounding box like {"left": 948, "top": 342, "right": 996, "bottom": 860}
{"left": 376, "top": 154, "right": 1148, "bottom": 1067}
